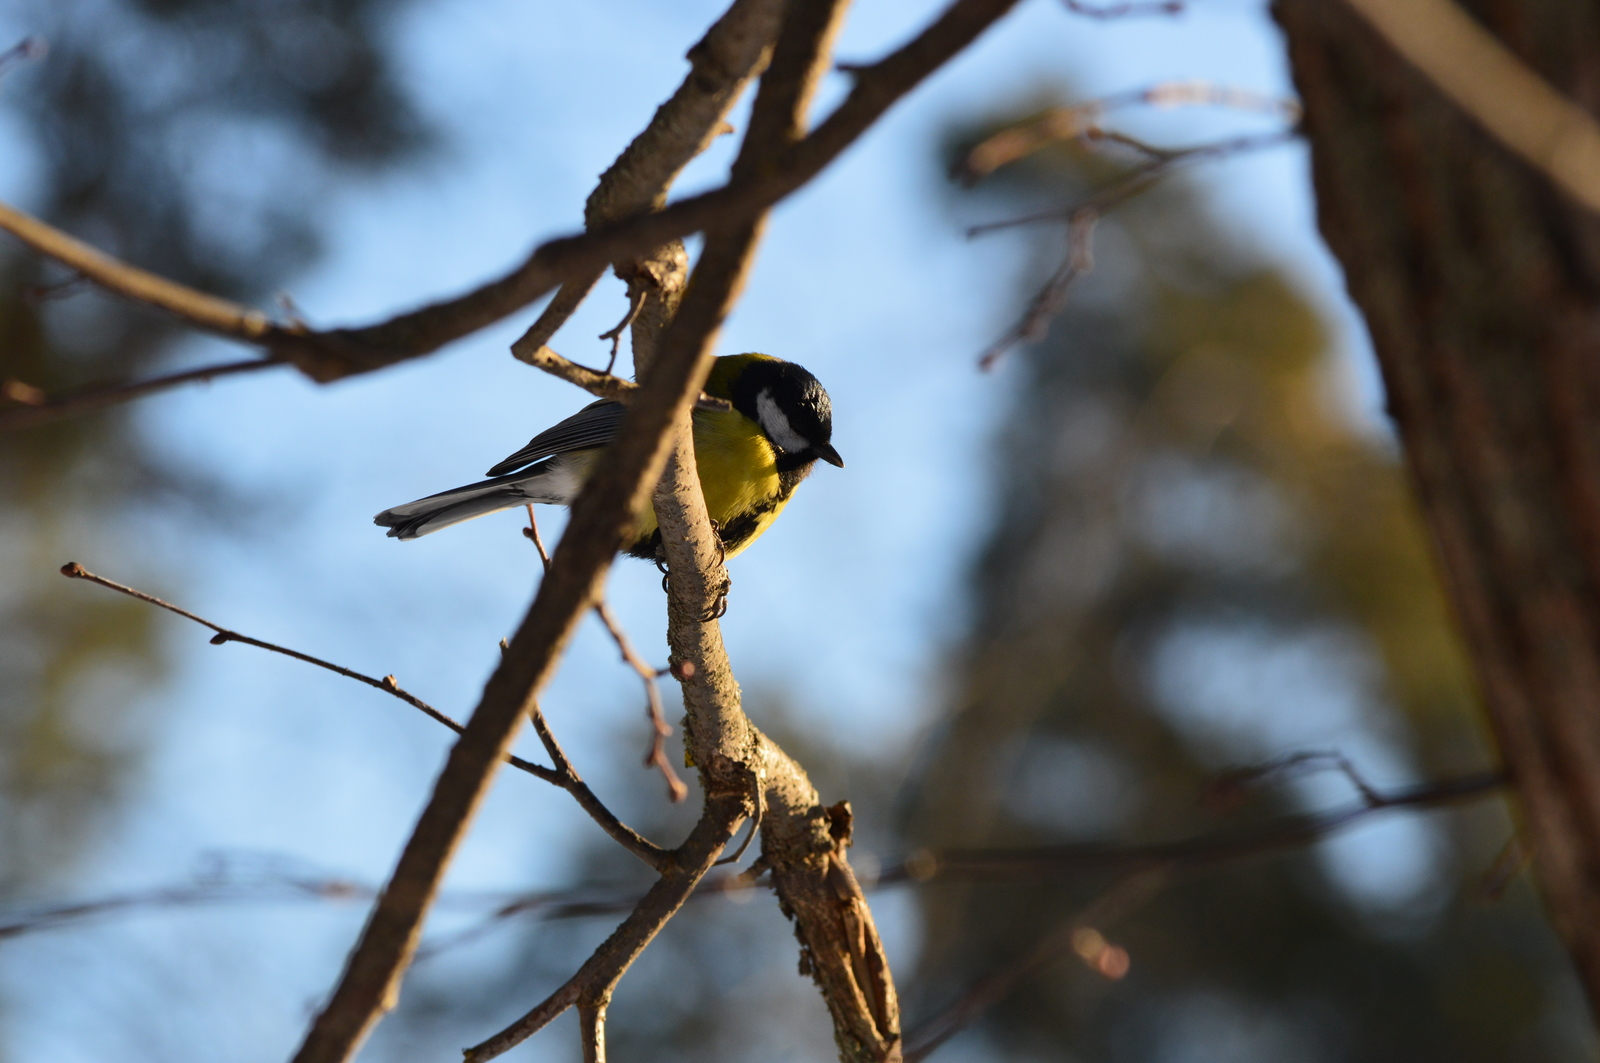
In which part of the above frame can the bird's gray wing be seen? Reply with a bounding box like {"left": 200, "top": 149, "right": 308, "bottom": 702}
{"left": 485, "top": 399, "right": 627, "bottom": 476}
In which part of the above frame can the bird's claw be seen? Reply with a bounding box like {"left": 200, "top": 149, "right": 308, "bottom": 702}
{"left": 658, "top": 523, "right": 733, "bottom": 622}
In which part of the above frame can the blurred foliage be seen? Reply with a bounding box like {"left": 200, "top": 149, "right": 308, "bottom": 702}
{"left": 895, "top": 114, "right": 1592, "bottom": 1061}
{"left": 0, "top": 0, "right": 426, "bottom": 895}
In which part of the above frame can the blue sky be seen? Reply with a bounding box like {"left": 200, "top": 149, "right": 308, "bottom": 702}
{"left": 0, "top": 2, "right": 1427, "bottom": 1059}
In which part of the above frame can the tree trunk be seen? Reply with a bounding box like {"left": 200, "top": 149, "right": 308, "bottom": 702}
{"left": 1273, "top": 0, "right": 1600, "bottom": 1015}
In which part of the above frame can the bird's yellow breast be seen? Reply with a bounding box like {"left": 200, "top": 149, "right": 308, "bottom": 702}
{"left": 626, "top": 405, "right": 792, "bottom": 559}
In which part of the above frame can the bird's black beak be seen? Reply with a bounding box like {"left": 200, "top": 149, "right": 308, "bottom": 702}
{"left": 815, "top": 443, "right": 844, "bottom": 468}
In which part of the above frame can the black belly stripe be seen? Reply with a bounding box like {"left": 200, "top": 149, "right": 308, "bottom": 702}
{"left": 624, "top": 461, "right": 814, "bottom": 561}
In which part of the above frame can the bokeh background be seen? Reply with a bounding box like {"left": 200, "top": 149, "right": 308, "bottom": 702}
{"left": 0, "top": 0, "right": 1591, "bottom": 1060}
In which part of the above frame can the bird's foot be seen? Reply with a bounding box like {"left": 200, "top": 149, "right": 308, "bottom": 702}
{"left": 656, "top": 523, "right": 732, "bottom": 622}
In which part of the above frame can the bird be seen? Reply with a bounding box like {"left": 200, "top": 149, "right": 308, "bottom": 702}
{"left": 374, "top": 353, "right": 843, "bottom": 560}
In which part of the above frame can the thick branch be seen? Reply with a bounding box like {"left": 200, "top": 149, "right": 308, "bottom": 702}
{"left": 0, "top": 0, "right": 1021, "bottom": 405}
{"left": 286, "top": 215, "right": 745, "bottom": 1063}
{"left": 508, "top": 0, "right": 783, "bottom": 361}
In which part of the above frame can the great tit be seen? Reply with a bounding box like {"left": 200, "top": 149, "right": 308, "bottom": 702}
{"left": 374, "top": 353, "right": 843, "bottom": 559}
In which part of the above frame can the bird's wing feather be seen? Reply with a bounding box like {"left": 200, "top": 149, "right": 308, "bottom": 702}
{"left": 485, "top": 400, "right": 626, "bottom": 476}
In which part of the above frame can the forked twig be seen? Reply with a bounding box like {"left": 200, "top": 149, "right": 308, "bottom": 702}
{"left": 972, "top": 130, "right": 1296, "bottom": 368}
{"left": 524, "top": 507, "right": 688, "bottom": 803}
{"left": 596, "top": 601, "right": 688, "bottom": 803}
{"left": 598, "top": 286, "right": 648, "bottom": 375}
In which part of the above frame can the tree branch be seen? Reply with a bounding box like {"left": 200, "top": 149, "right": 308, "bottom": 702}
{"left": 508, "top": 0, "right": 784, "bottom": 362}
{"left": 0, "top": 0, "right": 1022, "bottom": 409}
{"left": 969, "top": 129, "right": 1296, "bottom": 369}
{"left": 0, "top": 356, "right": 283, "bottom": 430}
{"left": 0, "top": 767, "right": 1505, "bottom": 947}
{"left": 904, "top": 871, "right": 1164, "bottom": 1062}
{"left": 463, "top": 797, "right": 745, "bottom": 1063}
{"left": 58, "top": 561, "right": 671, "bottom": 870}
{"left": 286, "top": 272, "right": 752, "bottom": 1063}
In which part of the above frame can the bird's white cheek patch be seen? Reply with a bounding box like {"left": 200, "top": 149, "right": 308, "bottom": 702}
{"left": 756, "top": 388, "right": 809, "bottom": 454}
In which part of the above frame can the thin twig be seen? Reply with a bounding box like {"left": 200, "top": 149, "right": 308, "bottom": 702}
{"left": 598, "top": 287, "right": 648, "bottom": 375}
{"left": 0, "top": 767, "right": 1506, "bottom": 948}
{"left": 510, "top": 342, "right": 730, "bottom": 411}
{"left": 525, "top": 506, "right": 687, "bottom": 804}
{"left": 1204, "top": 749, "right": 1384, "bottom": 809}
{"left": 1061, "top": 0, "right": 1184, "bottom": 19}
{"left": 1, "top": 357, "right": 284, "bottom": 431}
{"left": 526, "top": 706, "right": 673, "bottom": 871}
{"left": 65, "top": 562, "right": 664, "bottom": 873}
{"left": 972, "top": 130, "right": 1297, "bottom": 369}
{"left": 596, "top": 601, "right": 687, "bottom": 803}
{"left": 524, "top": 504, "right": 552, "bottom": 571}
{"left": 0, "top": 35, "right": 46, "bottom": 79}
{"left": 58, "top": 562, "right": 565, "bottom": 785}
{"left": 904, "top": 870, "right": 1166, "bottom": 1062}
{"left": 889, "top": 769, "right": 1505, "bottom": 885}
{"left": 957, "top": 81, "right": 1299, "bottom": 184}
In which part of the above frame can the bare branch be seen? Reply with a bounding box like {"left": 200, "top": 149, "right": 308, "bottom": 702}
{"left": 510, "top": 342, "right": 730, "bottom": 411}
{"left": 526, "top": 706, "right": 672, "bottom": 872}
{"left": 0, "top": 199, "right": 278, "bottom": 340}
{"left": 0, "top": 767, "right": 1504, "bottom": 948}
{"left": 0, "top": 356, "right": 283, "bottom": 430}
{"left": 958, "top": 81, "right": 1299, "bottom": 184}
{"left": 904, "top": 870, "right": 1166, "bottom": 1062}
{"left": 889, "top": 769, "right": 1505, "bottom": 885}
{"left": 0, "top": 35, "right": 46, "bottom": 78}
{"left": 54, "top": 563, "right": 563, "bottom": 774}
{"left": 1, "top": 0, "right": 1023, "bottom": 406}
{"left": 579, "top": 1001, "right": 608, "bottom": 1063}
{"left": 287, "top": 245, "right": 762, "bottom": 1063}
{"left": 596, "top": 601, "right": 687, "bottom": 803}
{"left": 463, "top": 799, "right": 747, "bottom": 1063}
{"left": 467, "top": 7, "right": 886, "bottom": 1061}
{"left": 524, "top": 506, "right": 686, "bottom": 804}
{"left": 506, "top": 0, "right": 784, "bottom": 367}
{"left": 1060, "top": 0, "right": 1185, "bottom": 19}
{"left": 972, "top": 130, "right": 1296, "bottom": 368}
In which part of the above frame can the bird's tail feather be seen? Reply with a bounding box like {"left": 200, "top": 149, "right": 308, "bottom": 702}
{"left": 375, "top": 466, "right": 562, "bottom": 540}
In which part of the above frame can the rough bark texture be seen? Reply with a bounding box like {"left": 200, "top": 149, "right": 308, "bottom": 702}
{"left": 1275, "top": 0, "right": 1600, "bottom": 1013}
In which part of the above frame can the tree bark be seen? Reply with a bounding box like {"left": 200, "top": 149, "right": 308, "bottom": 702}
{"left": 1274, "top": 0, "right": 1600, "bottom": 1014}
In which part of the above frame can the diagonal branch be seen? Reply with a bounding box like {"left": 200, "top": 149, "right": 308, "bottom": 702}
{"left": 0, "top": 356, "right": 283, "bottom": 430}
{"left": 58, "top": 561, "right": 670, "bottom": 869}
{"left": 0, "top": 0, "right": 1023, "bottom": 409}
{"left": 904, "top": 871, "right": 1165, "bottom": 1062}
{"left": 508, "top": 0, "right": 783, "bottom": 364}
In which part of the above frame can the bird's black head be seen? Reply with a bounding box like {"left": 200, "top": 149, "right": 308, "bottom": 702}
{"left": 725, "top": 356, "right": 843, "bottom": 473}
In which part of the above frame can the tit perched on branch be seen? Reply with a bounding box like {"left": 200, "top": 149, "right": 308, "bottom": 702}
{"left": 374, "top": 353, "right": 843, "bottom": 559}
